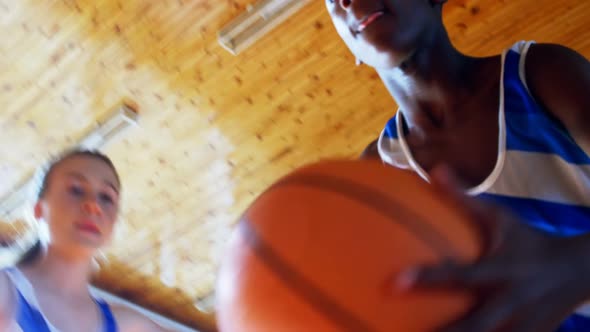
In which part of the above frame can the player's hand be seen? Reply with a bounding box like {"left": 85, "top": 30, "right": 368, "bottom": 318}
{"left": 396, "top": 166, "right": 590, "bottom": 332}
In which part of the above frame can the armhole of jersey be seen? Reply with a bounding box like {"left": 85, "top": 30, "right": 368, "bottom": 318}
{"left": 518, "top": 41, "right": 535, "bottom": 97}
{"left": 517, "top": 41, "right": 590, "bottom": 157}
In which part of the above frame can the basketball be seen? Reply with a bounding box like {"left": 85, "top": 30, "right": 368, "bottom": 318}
{"left": 216, "top": 159, "right": 482, "bottom": 332}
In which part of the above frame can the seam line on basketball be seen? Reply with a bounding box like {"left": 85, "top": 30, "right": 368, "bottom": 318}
{"left": 271, "top": 173, "right": 461, "bottom": 257}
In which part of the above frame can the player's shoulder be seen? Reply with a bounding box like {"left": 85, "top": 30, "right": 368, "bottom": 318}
{"left": 525, "top": 43, "right": 585, "bottom": 76}
{"left": 524, "top": 42, "right": 590, "bottom": 127}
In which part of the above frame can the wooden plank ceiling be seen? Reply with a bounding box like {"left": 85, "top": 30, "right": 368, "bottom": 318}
{"left": 0, "top": 0, "right": 588, "bottom": 330}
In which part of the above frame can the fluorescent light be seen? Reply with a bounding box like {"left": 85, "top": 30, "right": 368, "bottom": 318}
{"left": 218, "top": 0, "right": 311, "bottom": 55}
{"left": 0, "top": 103, "right": 139, "bottom": 216}
{"left": 80, "top": 103, "right": 139, "bottom": 150}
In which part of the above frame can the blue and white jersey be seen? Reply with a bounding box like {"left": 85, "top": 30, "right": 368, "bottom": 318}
{"left": 377, "top": 41, "right": 590, "bottom": 331}
{"left": 4, "top": 268, "right": 118, "bottom": 332}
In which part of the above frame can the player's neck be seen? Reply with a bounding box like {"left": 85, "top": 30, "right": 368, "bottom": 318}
{"left": 21, "top": 245, "right": 94, "bottom": 298}
{"left": 377, "top": 34, "right": 486, "bottom": 137}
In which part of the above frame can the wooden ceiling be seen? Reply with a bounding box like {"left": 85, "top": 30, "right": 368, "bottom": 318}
{"left": 0, "top": 0, "right": 589, "bottom": 330}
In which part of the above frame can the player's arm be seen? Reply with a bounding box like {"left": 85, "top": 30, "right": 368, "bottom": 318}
{"left": 525, "top": 43, "right": 590, "bottom": 151}
{"left": 527, "top": 43, "right": 590, "bottom": 309}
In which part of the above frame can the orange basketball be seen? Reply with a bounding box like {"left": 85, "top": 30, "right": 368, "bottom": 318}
{"left": 216, "top": 159, "right": 481, "bottom": 332}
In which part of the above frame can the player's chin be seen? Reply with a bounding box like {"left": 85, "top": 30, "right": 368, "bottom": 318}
{"left": 73, "top": 233, "right": 107, "bottom": 250}
{"left": 356, "top": 34, "right": 420, "bottom": 69}
{"left": 365, "top": 51, "right": 415, "bottom": 71}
